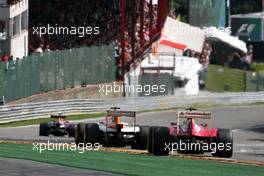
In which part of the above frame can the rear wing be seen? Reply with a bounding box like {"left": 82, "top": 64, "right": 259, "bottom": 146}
{"left": 107, "top": 110, "right": 136, "bottom": 117}
{"left": 50, "top": 114, "right": 66, "bottom": 118}
{"left": 177, "top": 110, "right": 211, "bottom": 119}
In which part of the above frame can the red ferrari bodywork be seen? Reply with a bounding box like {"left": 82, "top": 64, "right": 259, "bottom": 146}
{"left": 169, "top": 110, "right": 218, "bottom": 138}
{"left": 169, "top": 119, "right": 217, "bottom": 137}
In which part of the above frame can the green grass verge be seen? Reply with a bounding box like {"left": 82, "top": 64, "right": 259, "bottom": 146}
{"left": 206, "top": 65, "right": 244, "bottom": 92}
{"left": 206, "top": 65, "right": 264, "bottom": 92}
{"left": 0, "top": 113, "right": 105, "bottom": 128}
{"left": 251, "top": 63, "right": 264, "bottom": 72}
{"left": 0, "top": 143, "right": 263, "bottom": 176}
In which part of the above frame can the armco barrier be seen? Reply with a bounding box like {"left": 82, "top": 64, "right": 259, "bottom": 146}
{"left": 1, "top": 91, "right": 264, "bottom": 123}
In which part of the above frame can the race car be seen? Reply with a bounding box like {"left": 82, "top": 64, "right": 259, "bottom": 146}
{"left": 74, "top": 107, "right": 149, "bottom": 149}
{"left": 148, "top": 108, "right": 233, "bottom": 158}
{"left": 39, "top": 113, "right": 76, "bottom": 137}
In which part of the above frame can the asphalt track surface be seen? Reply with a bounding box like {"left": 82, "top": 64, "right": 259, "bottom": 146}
{"left": 0, "top": 106, "right": 263, "bottom": 175}
{"left": 0, "top": 158, "right": 118, "bottom": 176}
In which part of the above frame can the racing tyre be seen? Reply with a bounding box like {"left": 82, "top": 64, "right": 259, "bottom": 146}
{"left": 68, "top": 124, "right": 77, "bottom": 137}
{"left": 213, "top": 129, "right": 233, "bottom": 158}
{"left": 131, "top": 126, "right": 150, "bottom": 150}
{"left": 138, "top": 126, "right": 150, "bottom": 150}
{"left": 39, "top": 123, "right": 49, "bottom": 136}
{"left": 152, "top": 127, "right": 170, "bottom": 156}
{"left": 147, "top": 126, "right": 156, "bottom": 153}
{"left": 85, "top": 123, "right": 100, "bottom": 145}
{"left": 75, "top": 123, "right": 86, "bottom": 145}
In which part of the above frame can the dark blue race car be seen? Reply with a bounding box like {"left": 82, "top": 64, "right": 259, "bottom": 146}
{"left": 39, "top": 113, "right": 76, "bottom": 137}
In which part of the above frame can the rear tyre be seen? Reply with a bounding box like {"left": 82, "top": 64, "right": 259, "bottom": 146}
{"left": 85, "top": 123, "right": 100, "bottom": 145}
{"left": 138, "top": 126, "right": 150, "bottom": 150}
{"left": 68, "top": 124, "right": 77, "bottom": 137}
{"left": 131, "top": 126, "right": 150, "bottom": 150}
{"left": 39, "top": 123, "right": 49, "bottom": 136}
{"left": 213, "top": 129, "right": 233, "bottom": 158}
{"left": 152, "top": 127, "right": 170, "bottom": 156}
{"left": 75, "top": 123, "right": 86, "bottom": 145}
{"left": 147, "top": 126, "right": 156, "bottom": 153}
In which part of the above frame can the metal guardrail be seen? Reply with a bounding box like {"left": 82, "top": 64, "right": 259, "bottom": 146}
{"left": 1, "top": 91, "right": 264, "bottom": 123}
{"left": 0, "top": 100, "right": 108, "bottom": 123}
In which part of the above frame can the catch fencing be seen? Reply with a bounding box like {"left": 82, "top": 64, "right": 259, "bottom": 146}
{"left": 0, "top": 45, "right": 116, "bottom": 102}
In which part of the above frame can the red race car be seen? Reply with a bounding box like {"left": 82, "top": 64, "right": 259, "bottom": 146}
{"left": 147, "top": 108, "right": 233, "bottom": 158}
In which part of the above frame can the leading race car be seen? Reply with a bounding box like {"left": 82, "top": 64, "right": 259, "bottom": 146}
{"left": 39, "top": 113, "right": 76, "bottom": 137}
{"left": 74, "top": 107, "right": 149, "bottom": 149}
{"left": 148, "top": 108, "right": 233, "bottom": 158}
